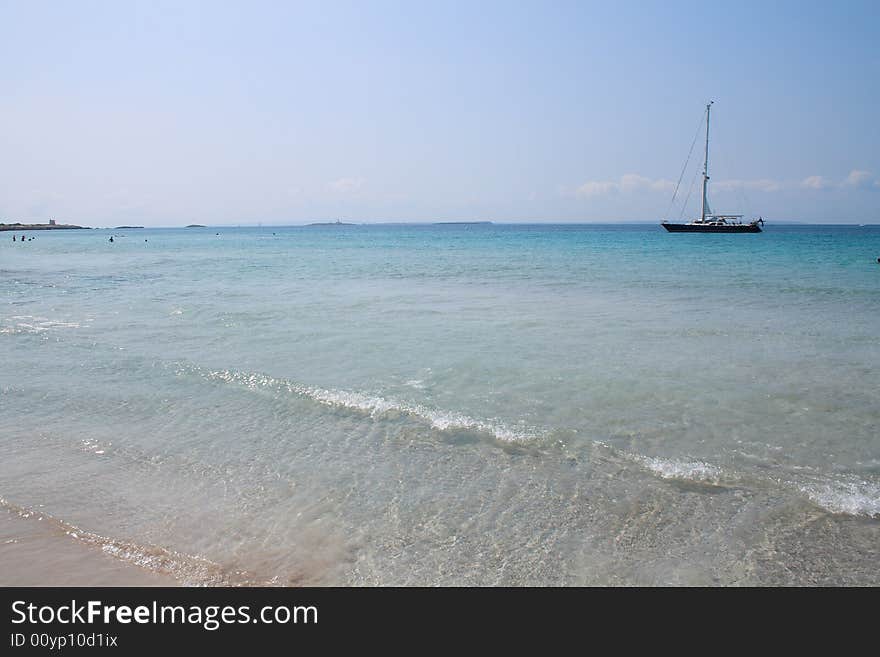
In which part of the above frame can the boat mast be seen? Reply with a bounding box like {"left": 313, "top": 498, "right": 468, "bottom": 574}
{"left": 700, "top": 101, "right": 713, "bottom": 222}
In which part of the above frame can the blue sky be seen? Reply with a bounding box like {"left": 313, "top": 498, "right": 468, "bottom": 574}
{"left": 1, "top": 0, "right": 878, "bottom": 225}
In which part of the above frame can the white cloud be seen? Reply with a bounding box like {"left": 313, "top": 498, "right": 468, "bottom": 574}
{"left": 801, "top": 175, "right": 831, "bottom": 190}
{"left": 574, "top": 173, "right": 673, "bottom": 198}
{"left": 619, "top": 173, "right": 675, "bottom": 193}
{"left": 570, "top": 169, "right": 878, "bottom": 202}
{"left": 712, "top": 178, "right": 782, "bottom": 193}
{"left": 843, "top": 169, "right": 872, "bottom": 188}
{"left": 799, "top": 171, "right": 879, "bottom": 191}
{"left": 575, "top": 180, "right": 616, "bottom": 197}
{"left": 574, "top": 174, "right": 784, "bottom": 199}
{"left": 327, "top": 177, "right": 365, "bottom": 193}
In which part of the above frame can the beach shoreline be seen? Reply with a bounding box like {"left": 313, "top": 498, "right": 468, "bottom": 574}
{"left": 0, "top": 507, "right": 178, "bottom": 587}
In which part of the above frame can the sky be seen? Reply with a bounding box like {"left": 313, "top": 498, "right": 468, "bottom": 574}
{"left": 1, "top": 0, "right": 878, "bottom": 226}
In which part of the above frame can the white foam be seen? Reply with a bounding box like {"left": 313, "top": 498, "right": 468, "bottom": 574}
{"left": 0, "top": 498, "right": 246, "bottom": 586}
{"left": 635, "top": 455, "right": 723, "bottom": 484}
{"left": 188, "top": 366, "right": 538, "bottom": 443}
{"left": 1, "top": 315, "right": 81, "bottom": 334}
{"left": 80, "top": 438, "right": 107, "bottom": 455}
{"left": 799, "top": 478, "right": 880, "bottom": 518}
{"left": 177, "top": 364, "right": 880, "bottom": 518}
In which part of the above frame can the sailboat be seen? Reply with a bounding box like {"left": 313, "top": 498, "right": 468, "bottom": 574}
{"left": 662, "top": 102, "right": 763, "bottom": 233}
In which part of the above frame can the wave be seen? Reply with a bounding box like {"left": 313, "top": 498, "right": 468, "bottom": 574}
{"left": 0, "top": 497, "right": 268, "bottom": 586}
{"left": 1, "top": 315, "right": 82, "bottom": 334}
{"left": 629, "top": 452, "right": 879, "bottom": 518}
{"left": 174, "top": 363, "right": 879, "bottom": 518}
{"left": 798, "top": 478, "right": 880, "bottom": 518}
{"left": 176, "top": 364, "right": 540, "bottom": 443}
{"left": 631, "top": 453, "right": 880, "bottom": 518}
{"left": 633, "top": 454, "right": 724, "bottom": 485}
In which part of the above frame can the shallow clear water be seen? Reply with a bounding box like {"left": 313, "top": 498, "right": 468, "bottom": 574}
{"left": 2, "top": 223, "right": 879, "bottom": 585}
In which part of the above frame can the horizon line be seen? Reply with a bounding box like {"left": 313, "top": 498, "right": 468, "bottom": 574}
{"left": 75, "top": 219, "right": 880, "bottom": 229}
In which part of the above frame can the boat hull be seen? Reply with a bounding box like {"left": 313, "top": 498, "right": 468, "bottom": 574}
{"left": 662, "top": 222, "right": 761, "bottom": 233}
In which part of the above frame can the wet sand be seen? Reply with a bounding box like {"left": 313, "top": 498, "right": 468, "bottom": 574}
{"left": 0, "top": 508, "right": 177, "bottom": 586}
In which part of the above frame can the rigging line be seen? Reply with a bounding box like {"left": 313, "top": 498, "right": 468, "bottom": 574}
{"left": 679, "top": 166, "right": 701, "bottom": 221}
{"left": 737, "top": 184, "right": 753, "bottom": 219}
{"left": 664, "top": 109, "right": 706, "bottom": 221}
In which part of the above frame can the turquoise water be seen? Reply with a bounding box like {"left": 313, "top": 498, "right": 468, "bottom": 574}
{"left": 2, "top": 223, "right": 879, "bottom": 585}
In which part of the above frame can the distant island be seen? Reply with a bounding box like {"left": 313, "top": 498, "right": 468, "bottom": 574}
{"left": 114, "top": 225, "right": 144, "bottom": 229}
{"left": 1, "top": 220, "right": 88, "bottom": 231}
{"left": 307, "top": 220, "right": 355, "bottom": 226}
{"left": 186, "top": 224, "right": 207, "bottom": 228}
{"left": 433, "top": 221, "right": 493, "bottom": 225}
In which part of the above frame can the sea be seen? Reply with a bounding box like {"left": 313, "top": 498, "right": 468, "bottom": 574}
{"left": 1, "top": 223, "right": 878, "bottom": 585}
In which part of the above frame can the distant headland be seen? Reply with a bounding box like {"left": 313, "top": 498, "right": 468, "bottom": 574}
{"left": 1, "top": 220, "right": 88, "bottom": 231}
{"left": 433, "top": 221, "right": 493, "bottom": 225}
{"left": 307, "top": 220, "right": 355, "bottom": 226}
{"left": 114, "top": 225, "right": 144, "bottom": 229}
{"left": 186, "top": 224, "right": 207, "bottom": 228}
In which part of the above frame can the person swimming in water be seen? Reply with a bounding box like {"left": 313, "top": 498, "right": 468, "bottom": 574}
{"left": 109, "top": 236, "right": 114, "bottom": 243}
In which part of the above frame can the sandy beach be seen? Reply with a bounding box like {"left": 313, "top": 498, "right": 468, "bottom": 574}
{"left": 0, "top": 507, "right": 176, "bottom": 587}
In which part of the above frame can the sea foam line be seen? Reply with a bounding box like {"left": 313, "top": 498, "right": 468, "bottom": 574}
{"left": 631, "top": 452, "right": 880, "bottom": 518}
{"left": 798, "top": 478, "right": 880, "bottom": 518}
{"left": 1, "top": 315, "right": 82, "bottom": 334}
{"left": 0, "top": 497, "right": 266, "bottom": 586}
{"left": 589, "top": 440, "right": 727, "bottom": 485}
{"left": 175, "top": 363, "right": 880, "bottom": 517}
{"left": 630, "top": 452, "right": 880, "bottom": 517}
{"left": 629, "top": 453, "right": 724, "bottom": 485}
{"left": 177, "top": 364, "right": 539, "bottom": 443}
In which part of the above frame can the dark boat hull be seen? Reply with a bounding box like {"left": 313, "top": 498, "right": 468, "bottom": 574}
{"left": 662, "top": 222, "right": 761, "bottom": 233}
